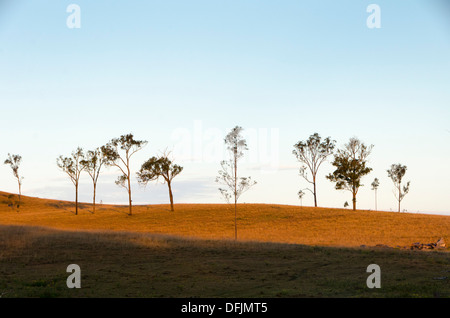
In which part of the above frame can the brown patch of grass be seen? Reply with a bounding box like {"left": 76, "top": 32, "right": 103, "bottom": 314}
{"left": 0, "top": 192, "right": 449, "bottom": 249}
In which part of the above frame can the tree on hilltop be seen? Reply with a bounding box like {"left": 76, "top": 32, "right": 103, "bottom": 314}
{"left": 81, "top": 147, "right": 109, "bottom": 214}
{"left": 102, "top": 133, "right": 147, "bottom": 216}
{"left": 293, "top": 133, "right": 335, "bottom": 207}
{"left": 387, "top": 163, "right": 410, "bottom": 213}
{"left": 4, "top": 153, "right": 24, "bottom": 210}
{"left": 57, "top": 147, "right": 85, "bottom": 215}
{"left": 216, "top": 126, "right": 256, "bottom": 240}
{"left": 298, "top": 189, "right": 306, "bottom": 209}
{"left": 327, "top": 137, "right": 373, "bottom": 211}
{"left": 371, "top": 178, "right": 380, "bottom": 211}
{"left": 137, "top": 152, "right": 183, "bottom": 212}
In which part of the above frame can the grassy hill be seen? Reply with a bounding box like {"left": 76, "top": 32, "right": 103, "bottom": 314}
{"left": 0, "top": 192, "right": 449, "bottom": 298}
{"left": 1, "top": 192, "right": 449, "bottom": 247}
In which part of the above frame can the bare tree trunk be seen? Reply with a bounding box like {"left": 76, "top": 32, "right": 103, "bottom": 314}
{"left": 398, "top": 184, "right": 401, "bottom": 212}
{"left": 234, "top": 197, "right": 237, "bottom": 241}
{"left": 75, "top": 183, "right": 78, "bottom": 215}
{"left": 375, "top": 189, "right": 377, "bottom": 211}
{"left": 234, "top": 151, "right": 237, "bottom": 241}
{"left": 18, "top": 180, "right": 21, "bottom": 201}
{"left": 168, "top": 181, "right": 174, "bottom": 211}
{"left": 17, "top": 179, "right": 21, "bottom": 212}
{"left": 352, "top": 189, "right": 356, "bottom": 211}
{"left": 93, "top": 183, "right": 97, "bottom": 214}
{"left": 127, "top": 159, "right": 132, "bottom": 216}
{"left": 127, "top": 178, "right": 132, "bottom": 216}
{"left": 313, "top": 176, "right": 317, "bottom": 207}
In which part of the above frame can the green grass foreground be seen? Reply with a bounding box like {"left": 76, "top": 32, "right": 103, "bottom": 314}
{"left": 0, "top": 225, "right": 448, "bottom": 298}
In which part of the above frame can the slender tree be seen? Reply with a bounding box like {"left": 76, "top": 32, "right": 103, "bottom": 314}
{"left": 4, "top": 153, "right": 24, "bottom": 209}
{"left": 81, "top": 147, "right": 108, "bottom": 214}
{"left": 57, "top": 147, "right": 85, "bottom": 215}
{"left": 292, "top": 133, "right": 335, "bottom": 207}
{"left": 387, "top": 163, "right": 410, "bottom": 213}
{"left": 137, "top": 153, "right": 183, "bottom": 211}
{"left": 216, "top": 126, "right": 256, "bottom": 240}
{"left": 102, "top": 134, "right": 147, "bottom": 216}
{"left": 371, "top": 178, "right": 380, "bottom": 211}
{"left": 298, "top": 189, "right": 305, "bottom": 209}
{"left": 326, "top": 137, "right": 373, "bottom": 211}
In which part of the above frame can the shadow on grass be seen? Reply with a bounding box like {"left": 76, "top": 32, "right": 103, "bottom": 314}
{"left": 0, "top": 224, "right": 448, "bottom": 298}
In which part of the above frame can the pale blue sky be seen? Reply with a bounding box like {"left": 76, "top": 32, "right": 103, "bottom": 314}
{"left": 1, "top": 1, "right": 449, "bottom": 214}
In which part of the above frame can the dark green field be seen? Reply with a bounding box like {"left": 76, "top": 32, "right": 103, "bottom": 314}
{"left": 0, "top": 225, "right": 448, "bottom": 298}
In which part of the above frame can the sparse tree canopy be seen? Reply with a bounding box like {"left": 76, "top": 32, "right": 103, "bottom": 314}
{"left": 371, "top": 178, "right": 380, "bottom": 190}
{"left": 217, "top": 160, "right": 256, "bottom": 204}
{"left": 216, "top": 126, "right": 256, "bottom": 240}
{"left": 81, "top": 147, "right": 109, "bottom": 214}
{"left": 4, "top": 153, "right": 24, "bottom": 209}
{"left": 56, "top": 147, "right": 85, "bottom": 215}
{"left": 298, "top": 189, "right": 305, "bottom": 200}
{"left": 293, "top": 133, "right": 335, "bottom": 207}
{"left": 298, "top": 189, "right": 305, "bottom": 208}
{"left": 137, "top": 153, "right": 183, "bottom": 211}
{"left": 326, "top": 137, "right": 373, "bottom": 211}
{"left": 371, "top": 177, "right": 380, "bottom": 211}
{"left": 102, "top": 133, "right": 147, "bottom": 216}
{"left": 387, "top": 163, "right": 410, "bottom": 213}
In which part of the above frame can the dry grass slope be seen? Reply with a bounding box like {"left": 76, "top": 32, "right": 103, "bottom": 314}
{"left": 0, "top": 191, "right": 449, "bottom": 248}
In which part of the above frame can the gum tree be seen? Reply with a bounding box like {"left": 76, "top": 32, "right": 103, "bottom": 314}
{"left": 4, "top": 153, "right": 24, "bottom": 209}
{"left": 326, "top": 137, "right": 373, "bottom": 211}
{"left": 371, "top": 178, "right": 380, "bottom": 211}
{"left": 137, "top": 153, "right": 183, "bottom": 211}
{"left": 216, "top": 126, "right": 256, "bottom": 240}
{"left": 292, "top": 133, "right": 335, "bottom": 207}
{"left": 387, "top": 163, "right": 410, "bottom": 212}
{"left": 81, "top": 147, "right": 109, "bottom": 214}
{"left": 102, "top": 133, "right": 147, "bottom": 216}
{"left": 57, "top": 147, "right": 85, "bottom": 215}
{"left": 298, "top": 189, "right": 305, "bottom": 209}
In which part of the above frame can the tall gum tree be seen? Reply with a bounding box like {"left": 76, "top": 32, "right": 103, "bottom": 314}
{"left": 216, "top": 126, "right": 256, "bottom": 240}
{"left": 387, "top": 163, "right": 410, "bottom": 212}
{"left": 371, "top": 178, "right": 380, "bottom": 211}
{"left": 102, "top": 134, "right": 147, "bottom": 216}
{"left": 326, "top": 137, "right": 373, "bottom": 211}
{"left": 81, "top": 147, "right": 108, "bottom": 214}
{"left": 4, "top": 153, "right": 24, "bottom": 210}
{"left": 57, "top": 147, "right": 85, "bottom": 215}
{"left": 137, "top": 153, "right": 183, "bottom": 212}
{"left": 292, "top": 133, "right": 335, "bottom": 207}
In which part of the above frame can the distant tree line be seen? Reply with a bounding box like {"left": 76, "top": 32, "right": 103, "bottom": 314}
{"left": 55, "top": 133, "right": 183, "bottom": 215}
{"left": 292, "top": 133, "right": 410, "bottom": 212}
{"left": 2, "top": 130, "right": 411, "bottom": 221}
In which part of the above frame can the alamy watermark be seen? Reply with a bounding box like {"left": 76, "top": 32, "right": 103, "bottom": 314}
{"left": 66, "top": 4, "right": 81, "bottom": 29}
{"left": 66, "top": 264, "right": 81, "bottom": 288}
{"left": 367, "top": 4, "right": 381, "bottom": 29}
{"left": 366, "top": 264, "right": 381, "bottom": 288}
{"left": 171, "top": 120, "right": 280, "bottom": 172}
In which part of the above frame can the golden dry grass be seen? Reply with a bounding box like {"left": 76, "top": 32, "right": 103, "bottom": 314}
{"left": 1, "top": 191, "right": 449, "bottom": 248}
